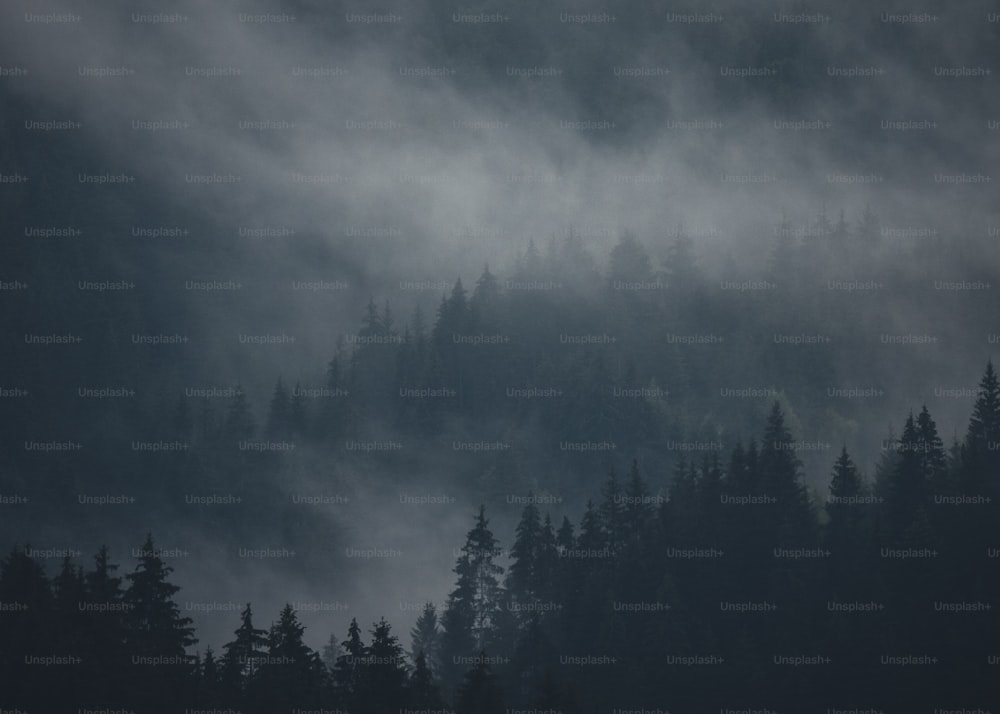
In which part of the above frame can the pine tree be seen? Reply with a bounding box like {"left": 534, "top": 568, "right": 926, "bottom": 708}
{"left": 381, "top": 300, "right": 395, "bottom": 335}
{"left": 917, "top": 406, "right": 949, "bottom": 494}
{"left": 856, "top": 203, "right": 880, "bottom": 245}
{"left": 434, "top": 279, "right": 469, "bottom": 344}
{"left": 963, "top": 361, "right": 1000, "bottom": 497}
{"left": 663, "top": 457, "right": 698, "bottom": 546}
{"left": 220, "top": 602, "right": 269, "bottom": 691}
{"left": 333, "top": 617, "right": 368, "bottom": 709}
{"left": 319, "top": 351, "right": 348, "bottom": 441}
{"left": 53, "top": 556, "right": 86, "bottom": 664}
{"left": 440, "top": 506, "right": 505, "bottom": 694}
{"left": 768, "top": 213, "right": 798, "bottom": 284}
{"left": 357, "top": 618, "right": 408, "bottom": 713}
{"left": 608, "top": 232, "right": 653, "bottom": 285}
{"left": 197, "top": 646, "right": 221, "bottom": 706}
{"left": 464, "top": 506, "right": 505, "bottom": 648}
{"left": 223, "top": 386, "right": 255, "bottom": 442}
{"left": 266, "top": 604, "right": 311, "bottom": 661}
{"left": 409, "top": 602, "right": 442, "bottom": 675}
{"left": 884, "top": 413, "right": 938, "bottom": 547}
{"left": 85, "top": 545, "right": 122, "bottom": 604}
{"left": 664, "top": 225, "right": 703, "bottom": 293}
{"left": 290, "top": 381, "right": 308, "bottom": 436}
{"left": 552, "top": 516, "right": 578, "bottom": 622}
{"left": 577, "top": 500, "right": 606, "bottom": 553}
{"left": 81, "top": 545, "right": 127, "bottom": 702}
{"left": 454, "top": 654, "right": 505, "bottom": 714}
{"left": 826, "top": 447, "right": 864, "bottom": 542}
{"left": 122, "top": 534, "right": 197, "bottom": 706}
{"left": 0, "top": 545, "right": 54, "bottom": 704}
{"left": 824, "top": 447, "right": 871, "bottom": 598}
{"left": 623, "top": 459, "right": 652, "bottom": 544}
{"left": 832, "top": 208, "right": 850, "bottom": 244}
{"left": 759, "top": 401, "right": 815, "bottom": 545}
{"left": 535, "top": 514, "right": 558, "bottom": 605}
{"left": 53, "top": 554, "right": 85, "bottom": 615}
{"left": 359, "top": 296, "right": 383, "bottom": 338}
{"left": 470, "top": 263, "right": 501, "bottom": 329}
{"left": 257, "top": 604, "right": 326, "bottom": 710}
{"left": 556, "top": 516, "right": 575, "bottom": 553}
{"left": 507, "top": 497, "right": 542, "bottom": 606}
{"left": 599, "top": 468, "right": 626, "bottom": 553}
{"left": 321, "top": 632, "right": 342, "bottom": 672}
{"left": 409, "top": 651, "right": 447, "bottom": 710}
{"left": 516, "top": 238, "right": 543, "bottom": 281}
{"left": 696, "top": 452, "right": 725, "bottom": 543}
{"left": 123, "top": 534, "right": 196, "bottom": 655}
{"left": 266, "top": 377, "right": 291, "bottom": 438}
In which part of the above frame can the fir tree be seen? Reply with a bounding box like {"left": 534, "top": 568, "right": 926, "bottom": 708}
{"left": 454, "top": 654, "right": 505, "bottom": 714}
{"left": 256, "top": 604, "right": 326, "bottom": 710}
{"left": 409, "top": 602, "right": 442, "bottom": 675}
{"left": 440, "top": 506, "right": 505, "bottom": 694}
{"left": 122, "top": 534, "right": 197, "bottom": 706}
{"left": 123, "top": 533, "right": 197, "bottom": 656}
{"left": 507, "top": 497, "right": 542, "bottom": 605}
{"left": 409, "top": 651, "right": 447, "bottom": 710}
{"left": 333, "top": 617, "right": 368, "bottom": 709}
{"left": 358, "top": 618, "right": 409, "bottom": 713}
{"left": 220, "top": 602, "right": 268, "bottom": 692}
{"left": 223, "top": 385, "right": 255, "bottom": 442}
{"left": 759, "top": 401, "right": 815, "bottom": 545}
{"left": 266, "top": 377, "right": 291, "bottom": 438}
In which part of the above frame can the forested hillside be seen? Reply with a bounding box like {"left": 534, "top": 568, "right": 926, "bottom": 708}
{"left": 4, "top": 365, "right": 999, "bottom": 709}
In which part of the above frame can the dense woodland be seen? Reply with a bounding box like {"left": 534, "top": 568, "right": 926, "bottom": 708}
{"left": 3, "top": 361, "right": 999, "bottom": 711}
{"left": 3, "top": 207, "right": 996, "bottom": 549}
{"left": 3, "top": 0, "right": 997, "bottom": 708}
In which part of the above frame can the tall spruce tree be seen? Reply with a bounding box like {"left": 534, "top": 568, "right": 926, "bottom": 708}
{"left": 220, "top": 602, "right": 269, "bottom": 694}
{"left": 333, "top": 617, "right": 368, "bottom": 710}
{"left": 759, "top": 401, "right": 815, "bottom": 546}
{"left": 410, "top": 602, "right": 442, "bottom": 675}
{"left": 440, "top": 506, "right": 505, "bottom": 695}
{"left": 454, "top": 654, "right": 505, "bottom": 714}
{"left": 357, "top": 618, "right": 409, "bottom": 713}
{"left": 122, "top": 534, "right": 196, "bottom": 706}
{"left": 266, "top": 377, "right": 291, "bottom": 438}
{"left": 256, "top": 604, "right": 326, "bottom": 711}
{"left": 507, "top": 497, "right": 542, "bottom": 607}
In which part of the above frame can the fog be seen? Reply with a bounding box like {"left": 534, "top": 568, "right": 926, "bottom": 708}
{"left": 2, "top": 0, "right": 999, "bottom": 660}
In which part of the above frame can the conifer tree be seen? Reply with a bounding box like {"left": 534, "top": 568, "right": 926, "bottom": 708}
{"left": 123, "top": 533, "right": 196, "bottom": 656}
{"left": 122, "top": 534, "right": 196, "bottom": 706}
{"left": 333, "top": 617, "right": 368, "bottom": 709}
{"left": 409, "top": 651, "right": 447, "bottom": 710}
{"left": 220, "top": 602, "right": 268, "bottom": 692}
{"left": 759, "top": 401, "right": 815, "bottom": 545}
{"left": 454, "top": 654, "right": 505, "bottom": 714}
{"left": 266, "top": 377, "right": 291, "bottom": 438}
{"left": 357, "top": 618, "right": 408, "bottom": 713}
{"left": 409, "top": 602, "right": 442, "bottom": 675}
{"left": 599, "top": 468, "right": 626, "bottom": 553}
{"left": 440, "top": 506, "right": 505, "bottom": 694}
{"left": 623, "top": 459, "right": 652, "bottom": 544}
{"left": 223, "top": 385, "right": 255, "bottom": 442}
{"left": 256, "top": 604, "right": 326, "bottom": 711}
{"left": 507, "top": 497, "right": 542, "bottom": 605}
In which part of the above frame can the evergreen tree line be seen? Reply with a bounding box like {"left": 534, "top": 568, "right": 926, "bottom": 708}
{"left": 5, "top": 209, "right": 994, "bottom": 574}
{"left": 4, "top": 361, "right": 999, "bottom": 711}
